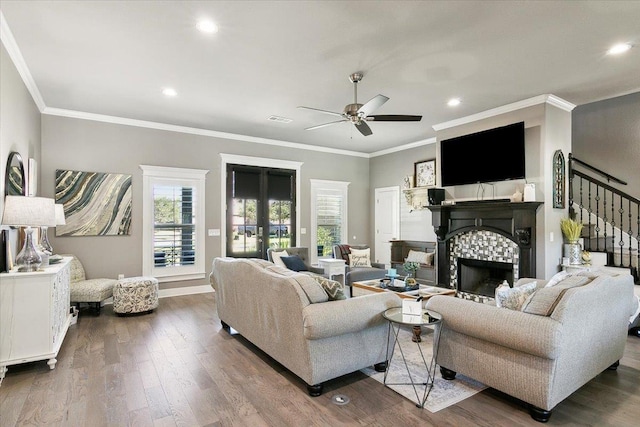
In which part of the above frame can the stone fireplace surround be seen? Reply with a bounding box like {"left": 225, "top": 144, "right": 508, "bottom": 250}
{"left": 428, "top": 201, "right": 543, "bottom": 302}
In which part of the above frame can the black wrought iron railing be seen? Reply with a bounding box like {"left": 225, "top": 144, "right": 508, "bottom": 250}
{"left": 568, "top": 154, "right": 639, "bottom": 282}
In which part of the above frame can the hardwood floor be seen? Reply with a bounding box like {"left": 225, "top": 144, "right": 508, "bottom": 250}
{"left": 1, "top": 293, "right": 639, "bottom": 426}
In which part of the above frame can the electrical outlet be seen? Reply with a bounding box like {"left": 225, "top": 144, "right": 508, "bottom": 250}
{"left": 208, "top": 228, "right": 220, "bottom": 236}
{"left": 300, "top": 228, "right": 307, "bottom": 234}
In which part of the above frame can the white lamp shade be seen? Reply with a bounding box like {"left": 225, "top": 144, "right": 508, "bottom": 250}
{"left": 1, "top": 196, "right": 56, "bottom": 227}
{"left": 55, "top": 203, "right": 66, "bottom": 225}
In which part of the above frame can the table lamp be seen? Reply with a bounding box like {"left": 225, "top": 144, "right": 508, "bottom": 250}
{"left": 1, "top": 196, "right": 56, "bottom": 272}
{"left": 40, "top": 203, "right": 66, "bottom": 254}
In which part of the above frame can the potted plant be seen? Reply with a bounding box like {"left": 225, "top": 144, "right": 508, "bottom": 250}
{"left": 560, "top": 218, "right": 583, "bottom": 265}
{"left": 403, "top": 261, "right": 420, "bottom": 287}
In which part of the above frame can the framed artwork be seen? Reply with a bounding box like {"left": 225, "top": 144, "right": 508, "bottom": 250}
{"left": 55, "top": 169, "right": 132, "bottom": 236}
{"left": 414, "top": 159, "right": 436, "bottom": 187}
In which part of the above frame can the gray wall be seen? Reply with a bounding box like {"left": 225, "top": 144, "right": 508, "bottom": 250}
{"left": 1, "top": 42, "right": 42, "bottom": 256}
{"left": 369, "top": 143, "right": 439, "bottom": 244}
{"left": 40, "top": 115, "right": 370, "bottom": 287}
{"left": 572, "top": 91, "right": 640, "bottom": 201}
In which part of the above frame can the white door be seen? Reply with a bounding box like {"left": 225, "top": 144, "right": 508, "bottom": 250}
{"left": 374, "top": 186, "right": 400, "bottom": 267}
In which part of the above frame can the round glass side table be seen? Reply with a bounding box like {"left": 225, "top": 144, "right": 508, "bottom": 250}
{"left": 382, "top": 307, "right": 442, "bottom": 408}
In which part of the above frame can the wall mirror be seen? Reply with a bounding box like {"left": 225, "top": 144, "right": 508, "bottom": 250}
{"left": 5, "top": 151, "right": 26, "bottom": 197}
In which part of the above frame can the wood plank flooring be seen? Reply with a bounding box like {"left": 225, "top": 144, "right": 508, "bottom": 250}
{"left": 1, "top": 293, "right": 639, "bottom": 426}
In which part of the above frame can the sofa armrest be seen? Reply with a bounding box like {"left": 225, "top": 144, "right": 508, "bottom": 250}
{"left": 302, "top": 293, "right": 402, "bottom": 340}
{"left": 426, "top": 295, "right": 562, "bottom": 359}
{"left": 371, "top": 262, "right": 386, "bottom": 269}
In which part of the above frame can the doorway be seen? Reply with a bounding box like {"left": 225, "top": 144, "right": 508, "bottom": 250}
{"left": 226, "top": 164, "right": 296, "bottom": 259}
{"left": 374, "top": 186, "right": 400, "bottom": 267}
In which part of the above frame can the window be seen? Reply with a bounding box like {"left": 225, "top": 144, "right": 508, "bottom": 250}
{"left": 141, "top": 165, "right": 208, "bottom": 282}
{"left": 310, "top": 179, "right": 349, "bottom": 263}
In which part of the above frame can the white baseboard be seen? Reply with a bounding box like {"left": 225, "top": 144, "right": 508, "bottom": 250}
{"left": 102, "top": 284, "right": 214, "bottom": 306}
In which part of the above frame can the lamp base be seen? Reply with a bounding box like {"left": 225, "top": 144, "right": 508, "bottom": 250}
{"left": 16, "top": 227, "right": 42, "bottom": 272}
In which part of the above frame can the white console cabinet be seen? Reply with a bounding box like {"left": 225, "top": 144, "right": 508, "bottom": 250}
{"left": 0, "top": 257, "right": 72, "bottom": 379}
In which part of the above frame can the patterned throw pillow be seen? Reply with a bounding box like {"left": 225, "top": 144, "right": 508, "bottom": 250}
{"left": 495, "top": 281, "right": 537, "bottom": 311}
{"left": 303, "top": 272, "right": 347, "bottom": 301}
{"left": 349, "top": 248, "right": 372, "bottom": 267}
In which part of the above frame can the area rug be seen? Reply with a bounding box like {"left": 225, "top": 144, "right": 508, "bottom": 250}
{"left": 361, "top": 326, "right": 486, "bottom": 412}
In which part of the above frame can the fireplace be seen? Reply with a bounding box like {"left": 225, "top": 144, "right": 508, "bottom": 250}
{"left": 458, "top": 258, "right": 514, "bottom": 297}
{"left": 427, "top": 201, "right": 543, "bottom": 302}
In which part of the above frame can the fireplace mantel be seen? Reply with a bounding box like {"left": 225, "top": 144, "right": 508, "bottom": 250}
{"left": 427, "top": 201, "right": 543, "bottom": 287}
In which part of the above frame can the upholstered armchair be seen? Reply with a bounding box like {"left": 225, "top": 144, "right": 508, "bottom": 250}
{"left": 266, "top": 247, "right": 325, "bottom": 275}
{"left": 67, "top": 255, "right": 117, "bottom": 315}
{"left": 332, "top": 244, "right": 387, "bottom": 286}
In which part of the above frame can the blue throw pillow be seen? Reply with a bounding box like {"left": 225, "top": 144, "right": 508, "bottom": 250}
{"left": 281, "top": 255, "right": 308, "bottom": 272}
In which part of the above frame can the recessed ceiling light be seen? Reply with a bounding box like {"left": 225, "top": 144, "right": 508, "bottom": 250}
{"left": 447, "top": 98, "right": 461, "bottom": 107}
{"left": 196, "top": 20, "right": 218, "bottom": 34}
{"left": 607, "top": 42, "right": 632, "bottom": 55}
{"left": 162, "top": 88, "right": 177, "bottom": 97}
{"left": 267, "top": 115, "right": 293, "bottom": 124}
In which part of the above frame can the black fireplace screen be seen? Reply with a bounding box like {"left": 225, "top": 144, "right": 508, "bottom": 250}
{"left": 457, "top": 258, "right": 514, "bottom": 297}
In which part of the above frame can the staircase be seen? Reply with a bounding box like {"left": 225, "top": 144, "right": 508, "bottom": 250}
{"left": 568, "top": 154, "right": 639, "bottom": 283}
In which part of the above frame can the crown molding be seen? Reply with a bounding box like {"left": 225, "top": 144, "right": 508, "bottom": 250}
{"left": 369, "top": 137, "right": 436, "bottom": 158}
{"left": 432, "top": 94, "right": 576, "bottom": 131}
{"left": 0, "top": 11, "right": 46, "bottom": 112}
{"left": 43, "top": 107, "right": 371, "bottom": 158}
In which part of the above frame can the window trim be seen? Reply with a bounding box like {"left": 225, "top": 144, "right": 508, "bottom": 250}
{"left": 310, "top": 179, "right": 349, "bottom": 264}
{"left": 141, "top": 165, "right": 209, "bottom": 282}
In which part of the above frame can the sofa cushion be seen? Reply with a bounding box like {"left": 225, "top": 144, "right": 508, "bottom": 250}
{"left": 349, "top": 248, "right": 372, "bottom": 267}
{"left": 281, "top": 255, "right": 308, "bottom": 271}
{"left": 264, "top": 264, "right": 328, "bottom": 303}
{"left": 495, "top": 281, "right": 537, "bottom": 310}
{"left": 521, "top": 276, "right": 593, "bottom": 316}
{"left": 303, "top": 272, "right": 346, "bottom": 301}
{"left": 544, "top": 271, "right": 570, "bottom": 287}
{"left": 270, "top": 249, "right": 289, "bottom": 268}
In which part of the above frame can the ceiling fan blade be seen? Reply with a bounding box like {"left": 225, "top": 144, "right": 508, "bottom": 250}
{"left": 367, "top": 114, "right": 422, "bottom": 122}
{"left": 355, "top": 121, "right": 373, "bottom": 136}
{"left": 305, "top": 119, "right": 348, "bottom": 131}
{"left": 357, "top": 94, "right": 389, "bottom": 117}
{"left": 298, "top": 106, "right": 344, "bottom": 118}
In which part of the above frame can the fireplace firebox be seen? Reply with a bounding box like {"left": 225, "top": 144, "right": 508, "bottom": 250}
{"left": 458, "top": 258, "right": 514, "bottom": 297}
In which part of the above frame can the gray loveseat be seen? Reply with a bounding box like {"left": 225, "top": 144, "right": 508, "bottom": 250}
{"left": 209, "top": 257, "right": 401, "bottom": 396}
{"left": 425, "top": 271, "right": 636, "bottom": 422}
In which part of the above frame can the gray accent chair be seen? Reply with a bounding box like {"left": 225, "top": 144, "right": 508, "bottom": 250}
{"left": 332, "top": 244, "right": 387, "bottom": 286}
{"left": 426, "top": 272, "right": 636, "bottom": 423}
{"left": 67, "top": 255, "right": 117, "bottom": 316}
{"left": 266, "top": 247, "right": 324, "bottom": 275}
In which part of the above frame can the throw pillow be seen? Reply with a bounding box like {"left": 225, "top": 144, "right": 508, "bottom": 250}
{"left": 495, "top": 281, "right": 537, "bottom": 311}
{"left": 406, "top": 250, "right": 429, "bottom": 264}
{"left": 303, "top": 272, "right": 347, "bottom": 301}
{"left": 521, "top": 276, "right": 593, "bottom": 316}
{"left": 270, "top": 250, "right": 289, "bottom": 268}
{"left": 281, "top": 255, "right": 308, "bottom": 272}
{"left": 349, "top": 247, "right": 372, "bottom": 267}
{"left": 544, "top": 271, "right": 570, "bottom": 287}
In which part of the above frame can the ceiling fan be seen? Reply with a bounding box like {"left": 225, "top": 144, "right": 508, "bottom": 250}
{"left": 298, "top": 72, "right": 422, "bottom": 136}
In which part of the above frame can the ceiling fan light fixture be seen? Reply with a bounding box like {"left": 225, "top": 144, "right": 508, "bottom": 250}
{"left": 447, "top": 98, "right": 461, "bottom": 107}
{"left": 607, "top": 42, "right": 632, "bottom": 55}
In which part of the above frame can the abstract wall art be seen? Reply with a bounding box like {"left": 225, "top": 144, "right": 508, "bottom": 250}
{"left": 55, "top": 169, "right": 132, "bottom": 236}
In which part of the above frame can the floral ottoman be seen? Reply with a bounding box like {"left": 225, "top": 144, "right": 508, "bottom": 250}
{"left": 113, "top": 276, "right": 159, "bottom": 315}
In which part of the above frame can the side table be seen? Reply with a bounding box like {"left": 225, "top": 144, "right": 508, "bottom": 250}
{"left": 382, "top": 307, "right": 442, "bottom": 408}
{"left": 317, "top": 258, "right": 346, "bottom": 285}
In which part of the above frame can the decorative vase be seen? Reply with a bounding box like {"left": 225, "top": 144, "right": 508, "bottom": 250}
{"left": 564, "top": 242, "right": 582, "bottom": 265}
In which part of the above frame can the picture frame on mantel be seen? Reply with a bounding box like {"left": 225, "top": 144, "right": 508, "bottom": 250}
{"left": 414, "top": 159, "right": 436, "bottom": 187}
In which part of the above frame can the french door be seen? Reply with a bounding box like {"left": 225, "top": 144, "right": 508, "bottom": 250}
{"left": 226, "top": 164, "right": 295, "bottom": 259}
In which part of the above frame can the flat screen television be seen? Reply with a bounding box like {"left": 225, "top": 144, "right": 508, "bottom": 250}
{"left": 440, "top": 121, "right": 525, "bottom": 187}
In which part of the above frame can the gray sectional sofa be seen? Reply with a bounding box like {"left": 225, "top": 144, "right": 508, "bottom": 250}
{"left": 209, "top": 257, "right": 402, "bottom": 396}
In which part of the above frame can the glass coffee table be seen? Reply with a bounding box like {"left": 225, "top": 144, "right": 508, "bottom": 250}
{"left": 382, "top": 307, "right": 442, "bottom": 408}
